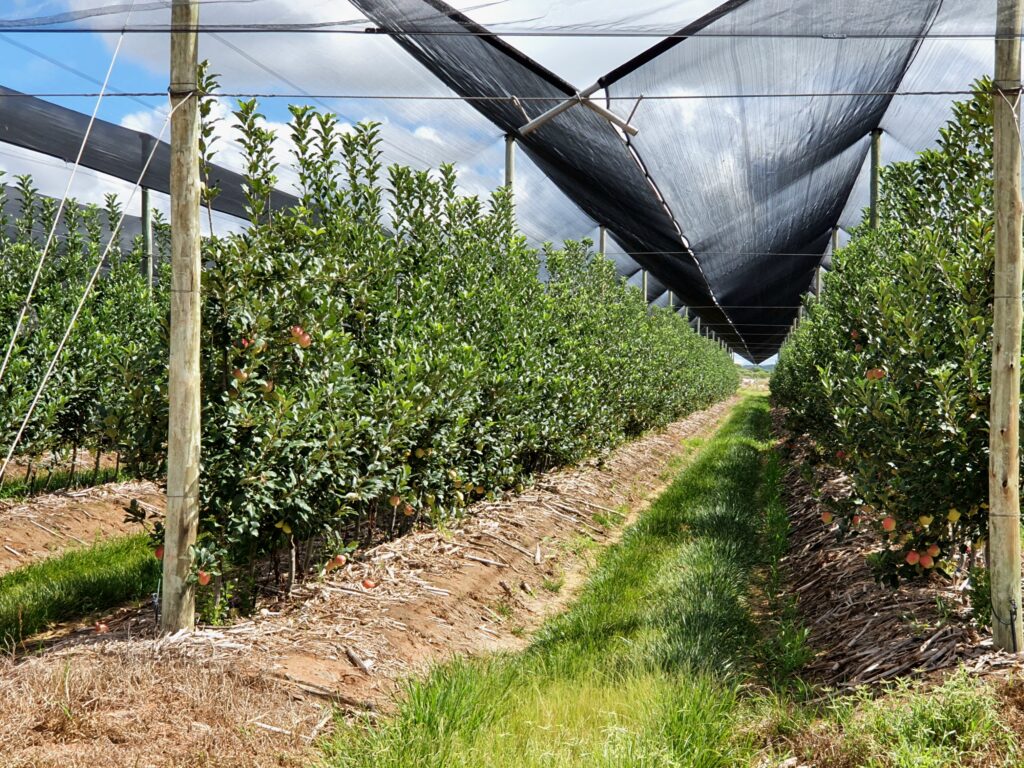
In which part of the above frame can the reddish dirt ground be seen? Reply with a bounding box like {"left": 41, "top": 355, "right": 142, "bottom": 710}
{"left": 0, "top": 480, "right": 164, "bottom": 574}
{"left": 0, "top": 397, "right": 738, "bottom": 768}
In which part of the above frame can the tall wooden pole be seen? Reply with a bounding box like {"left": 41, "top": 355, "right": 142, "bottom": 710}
{"left": 641, "top": 270, "right": 648, "bottom": 305}
{"left": 599, "top": 225, "right": 607, "bottom": 256}
{"left": 162, "top": 0, "right": 202, "bottom": 633}
{"left": 990, "top": 0, "right": 1024, "bottom": 653}
{"left": 504, "top": 134, "right": 515, "bottom": 190}
{"left": 831, "top": 226, "right": 840, "bottom": 254}
{"left": 668, "top": 290, "right": 674, "bottom": 310}
{"left": 141, "top": 187, "right": 154, "bottom": 294}
{"left": 870, "top": 129, "right": 882, "bottom": 229}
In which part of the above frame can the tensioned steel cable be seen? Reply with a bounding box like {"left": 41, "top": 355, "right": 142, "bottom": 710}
{"left": 0, "top": 88, "right": 983, "bottom": 100}
{"left": 0, "top": 1, "right": 138, "bottom": 390}
{"left": 0, "top": 33, "right": 155, "bottom": 110}
{"left": 1, "top": 24, "right": 1022, "bottom": 40}
{"left": 0, "top": 94, "right": 186, "bottom": 484}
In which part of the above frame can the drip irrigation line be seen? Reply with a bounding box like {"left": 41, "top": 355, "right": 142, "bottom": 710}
{"left": 0, "top": 3, "right": 136, "bottom": 391}
{"left": 0, "top": 93, "right": 184, "bottom": 484}
{"left": 605, "top": 250, "right": 836, "bottom": 257}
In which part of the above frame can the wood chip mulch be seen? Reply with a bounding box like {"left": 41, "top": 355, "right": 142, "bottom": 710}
{"left": 775, "top": 406, "right": 1024, "bottom": 691}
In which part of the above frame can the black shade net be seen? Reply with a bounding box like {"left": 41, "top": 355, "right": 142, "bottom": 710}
{"left": 1, "top": 0, "right": 1010, "bottom": 360}
{"left": 350, "top": 0, "right": 1005, "bottom": 361}
{"left": 0, "top": 85, "right": 298, "bottom": 221}
{"left": 347, "top": 0, "right": 734, "bottom": 344}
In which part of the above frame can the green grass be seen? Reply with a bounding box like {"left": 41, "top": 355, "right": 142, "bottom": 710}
{"left": 0, "top": 466, "right": 125, "bottom": 500}
{"left": 322, "top": 394, "right": 1022, "bottom": 767}
{"left": 0, "top": 535, "right": 160, "bottom": 646}
{"left": 323, "top": 395, "right": 786, "bottom": 767}
{"left": 793, "top": 671, "right": 1020, "bottom": 767}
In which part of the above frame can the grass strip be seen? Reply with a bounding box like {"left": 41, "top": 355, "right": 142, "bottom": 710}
{"left": 0, "top": 467, "right": 125, "bottom": 501}
{"left": 323, "top": 394, "right": 782, "bottom": 767}
{"left": 0, "top": 535, "right": 159, "bottom": 646}
{"left": 323, "top": 394, "right": 1023, "bottom": 766}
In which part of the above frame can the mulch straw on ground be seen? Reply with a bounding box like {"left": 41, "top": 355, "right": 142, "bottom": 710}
{"left": 775, "top": 407, "right": 1024, "bottom": 690}
{"left": 0, "top": 397, "right": 737, "bottom": 768}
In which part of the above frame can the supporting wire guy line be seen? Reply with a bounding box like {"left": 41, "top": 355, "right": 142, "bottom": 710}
{"left": 0, "top": 88, "right": 984, "bottom": 100}
{"left": 0, "top": 1, "right": 137, "bottom": 390}
{"left": 0, "top": 93, "right": 185, "bottom": 485}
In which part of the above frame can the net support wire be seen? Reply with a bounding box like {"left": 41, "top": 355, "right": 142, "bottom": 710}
{"left": 519, "top": 80, "right": 639, "bottom": 137}
{"left": 0, "top": 0, "right": 137, "bottom": 389}
{"left": 0, "top": 92, "right": 185, "bottom": 485}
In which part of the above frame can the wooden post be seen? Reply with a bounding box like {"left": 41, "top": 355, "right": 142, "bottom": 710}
{"left": 668, "top": 290, "right": 674, "bottom": 310}
{"left": 831, "top": 226, "right": 840, "bottom": 254}
{"left": 141, "top": 186, "right": 154, "bottom": 294}
{"left": 641, "top": 270, "right": 648, "bottom": 305}
{"left": 870, "top": 129, "right": 882, "bottom": 229}
{"left": 990, "top": 0, "right": 1024, "bottom": 653}
{"left": 504, "top": 134, "right": 515, "bottom": 190}
{"left": 814, "top": 266, "right": 823, "bottom": 296}
{"left": 162, "top": 0, "right": 202, "bottom": 634}
{"left": 599, "top": 225, "right": 607, "bottom": 256}
{"left": 696, "top": 316, "right": 701, "bottom": 335}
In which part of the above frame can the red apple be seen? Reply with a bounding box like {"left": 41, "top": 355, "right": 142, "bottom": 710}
{"left": 154, "top": 545, "right": 164, "bottom": 561}
{"left": 197, "top": 570, "right": 212, "bottom": 586}
{"left": 836, "top": 449, "right": 846, "bottom": 460}
{"left": 882, "top": 517, "right": 896, "bottom": 533}
{"left": 821, "top": 511, "right": 834, "bottom": 525}
{"left": 919, "top": 554, "right": 935, "bottom": 569}
{"left": 298, "top": 333, "right": 311, "bottom": 349}
{"left": 388, "top": 495, "right": 401, "bottom": 508}
{"left": 326, "top": 554, "right": 347, "bottom": 572}
{"left": 94, "top": 622, "right": 110, "bottom": 634}
{"left": 851, "top": 329, "right": 860, "bottom": 340}
{"left": 927, "top": 544, "right": 940, "bottom": 558}
{"left": 232, "top": 368, "right": 248, "bottom": 383}
{"left": 852, "top": 515, "right": 862, "bottom": 526}
{"left": 362, "top": 578, "right": 376, "bottom": 590}
{"left": 905, "top": 550, "right": 920, "bottom": 565}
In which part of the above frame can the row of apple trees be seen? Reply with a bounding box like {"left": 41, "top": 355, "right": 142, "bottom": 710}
{"left": 1, "top": 99, "right": 737, "bottom": 599}
{"left": 0, "top": 174, "right": 168, "bottom": 491}
{"left": 771, "top": 81, "right": 996, "bottom": 585}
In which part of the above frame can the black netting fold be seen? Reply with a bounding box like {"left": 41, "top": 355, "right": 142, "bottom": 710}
{"left": 0, "top": 86, "right": 298, "bottom": 220}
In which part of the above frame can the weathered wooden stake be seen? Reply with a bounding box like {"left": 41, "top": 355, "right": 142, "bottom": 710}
{"left": 870, "top": 129, "right": 882, "bottom": 229}
{"left": 599, "top": 225, "right": 607, "bottom": 256}
{"left": 831, "top": 226, "right": 840, "bottom": 254}
{"left": 162, "top": 0, "right": 202, "bottom": 634}
{"left": 504, "top": 134, "right": 515, "bottom": 190}
{"left": 141, "top": 186, "right": 154, "bottom": 294}
{"left": 990, "top": 0, "right": 1024, "bottom": 653}
{"left": 641, "top": 269, "right": 648, "bottom": 305}
{"left": 668, "top": 290, "right": 674, "bottom": 310}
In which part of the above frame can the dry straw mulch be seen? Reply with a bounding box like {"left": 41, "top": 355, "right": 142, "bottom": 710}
{"left": 775, "top": 407, "right": 1024, "bottom": 690}
{"left": 0, "top": 396, "right": 738, "bottom": 768}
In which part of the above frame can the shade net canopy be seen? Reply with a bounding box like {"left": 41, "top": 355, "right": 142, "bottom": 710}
{"left": 0, "top": 0, "right": 1012, "bottom": 359}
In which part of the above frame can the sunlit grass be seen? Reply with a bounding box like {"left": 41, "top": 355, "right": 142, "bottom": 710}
{"left": 0, "top": 535, "right": 159, "bottom": 646}
{"left": 323, "top": 395, "right": 780, "bottom": 767}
